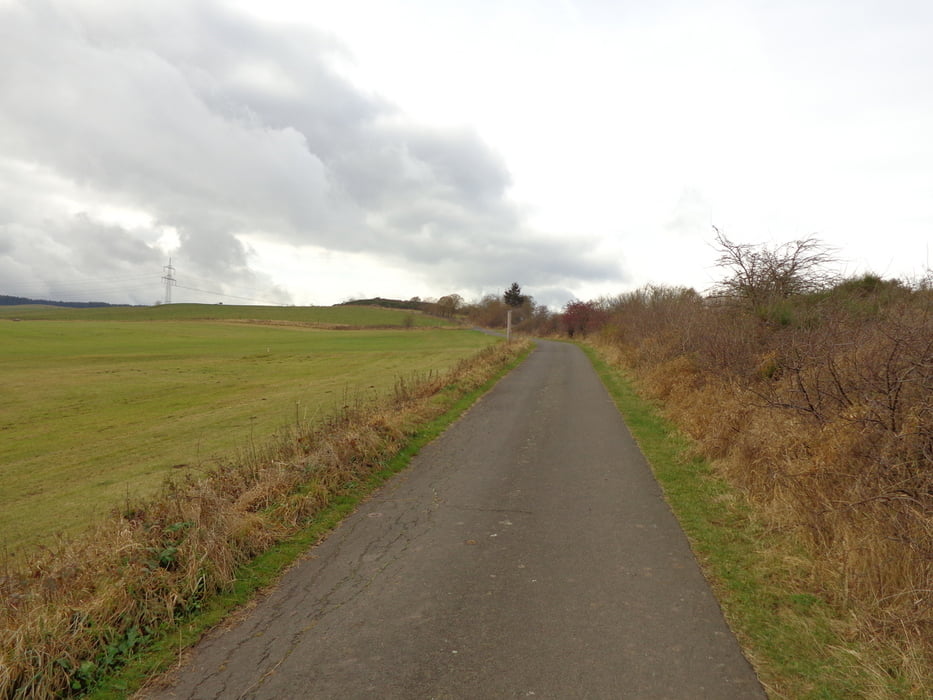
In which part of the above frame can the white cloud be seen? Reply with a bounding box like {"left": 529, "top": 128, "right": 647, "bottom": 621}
{"left": 0, "top": 0, "right": 624, "bottom": 305}
{"left": 1, "top": 0, "right": 930, "bottom": 307}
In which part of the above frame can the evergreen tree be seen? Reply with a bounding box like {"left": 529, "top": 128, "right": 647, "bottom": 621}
{"left": 503, "top": 282, "right": 526, "bottom": 308}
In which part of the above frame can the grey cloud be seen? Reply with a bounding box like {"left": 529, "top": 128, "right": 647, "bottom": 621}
{"left": 0, "top": 212, "right": 291, "bottom": 305}
{"left": 533, "top": 287, "right": 574, "bottom": 310}
{"left": 69, "top": 215, "right": 163, "bottom": 269}
{"left": 0, "top": 0, "right": 624, "bottom": 302}
{"left": 0, "top": 217, "right": 163, "bottom": 303}
{"left": 426, "top": 231, "right": 619, "bottom": 289}
{"left": 177, "top": 227, "right": 249, "bottom": 275}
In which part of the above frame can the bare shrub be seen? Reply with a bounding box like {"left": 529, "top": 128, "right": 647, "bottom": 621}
{"left": 711, "top": 228, "right": 839, "bottom": 318}
{"left": 589, "top": 276, "right": 933, "bottom": 687}
{"left": 465, "top": 294, "right": 509, "bottom": 328}
{"left": 561, "top": 300, "right": 606, "bottom": 338}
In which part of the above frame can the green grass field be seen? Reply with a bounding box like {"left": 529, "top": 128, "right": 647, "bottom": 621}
{"left": 0, "top": 306, "right": 493, "bottom": 552}
{"left": 0, "top": 302, "right": 450, "bottom": 326}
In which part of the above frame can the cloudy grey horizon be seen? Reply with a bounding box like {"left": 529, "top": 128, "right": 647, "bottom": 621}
{"left": 1, "top": 0, "right": 930, "bottom": 309}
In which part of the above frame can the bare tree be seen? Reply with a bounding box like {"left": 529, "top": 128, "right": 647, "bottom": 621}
{"left": 435, "top": 294, "right": 463, "bottom": 319}
{"left": 711, "top": 227, "right": 839, "bottom": 310}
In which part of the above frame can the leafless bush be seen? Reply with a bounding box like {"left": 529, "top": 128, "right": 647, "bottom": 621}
{"left": 589, "top": 276, "right": 933, "bottom": 684}
{"left": 711, "top": 227, "right": 840, "bottom": 315}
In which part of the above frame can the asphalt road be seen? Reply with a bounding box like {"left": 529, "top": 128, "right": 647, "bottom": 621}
{"left": 144, "top": 340, "right": 765, "bottom": 699}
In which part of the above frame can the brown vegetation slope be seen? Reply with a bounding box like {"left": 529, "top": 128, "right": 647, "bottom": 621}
{"left": 586, "top": 274, "right": 932, "bottom": 686}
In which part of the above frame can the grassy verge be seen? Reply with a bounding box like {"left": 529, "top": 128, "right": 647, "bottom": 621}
{"left": 0, "top": 338, "right": 532, "bottom": 699}
{"left": 583, "top": 344, "right": 918, "bottom": 699}
{"left": 93, "top": 339, "right": 532, "bottom": 699}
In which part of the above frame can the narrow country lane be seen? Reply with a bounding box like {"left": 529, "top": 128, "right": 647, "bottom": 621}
{"left": 143, "top": 340, "right": 765, "bottom": 699}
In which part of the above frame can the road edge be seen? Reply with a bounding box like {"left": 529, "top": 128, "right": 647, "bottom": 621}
{"left": 86, "top": 339, "right": 535, "bottom": 700}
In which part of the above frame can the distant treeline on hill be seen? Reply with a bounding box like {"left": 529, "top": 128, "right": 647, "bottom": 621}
{"left": 337, "top": 297, "right": 430, "bottom": 312}
{"left": 0, "top": 295, "right": 129, "bottom": 309}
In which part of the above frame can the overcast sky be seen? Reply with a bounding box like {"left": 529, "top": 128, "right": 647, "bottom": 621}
{"left": 1, "top": 0, "right": 930, "bottom": 308}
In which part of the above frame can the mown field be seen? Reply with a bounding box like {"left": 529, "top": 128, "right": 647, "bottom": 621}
{"left": 0, "top": 305, "right": 492, "bottom": 552}
{"left": 0, "top": 302, "right": 446, "bottom": 326}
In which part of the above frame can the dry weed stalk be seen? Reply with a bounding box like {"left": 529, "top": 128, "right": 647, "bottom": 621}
{"left": 591, "top": 281, "right": 933, "bottom": 689}
{"left": 0, "top": 340, "right": 527, "bottom": 699}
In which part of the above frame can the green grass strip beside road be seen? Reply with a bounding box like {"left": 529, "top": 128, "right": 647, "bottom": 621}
{"left": 86, "top": 341, "right": 533, "bottom": 699}
{"left": 583, "top": 345, "right": 918, "bottom": 700}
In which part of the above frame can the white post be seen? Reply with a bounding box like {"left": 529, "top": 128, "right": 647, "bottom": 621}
{"left": 507, "top": 309, "right": 512, "bottom": 342}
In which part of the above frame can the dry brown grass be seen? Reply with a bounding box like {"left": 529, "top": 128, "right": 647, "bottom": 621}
{"left": 0, "top": 339, "right": 529, "bottom": 699}
{"left": 591, "top": 282, "right": 933, "bottom": 692}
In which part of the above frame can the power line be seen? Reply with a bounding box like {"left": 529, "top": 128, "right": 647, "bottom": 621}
{"left": 3, "top": 262, "right": 286, "bottom": 307}
{"left": 173, "top": 284, "right": 284, "bottom": 306}
{"left": 161, "top": 259, "right": 176, "bottom": 304}
{"left": 165, "top": 260, "right": 287, "bottom": 306}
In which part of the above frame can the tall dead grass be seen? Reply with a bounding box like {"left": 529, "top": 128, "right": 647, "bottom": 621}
{"left": 592, "top": 282, "right": 933, "bottom": 690}
{"left": 0, "top": 339, "right": 529, "bottom": 699}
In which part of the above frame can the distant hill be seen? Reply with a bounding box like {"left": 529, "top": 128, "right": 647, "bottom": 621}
{"left": 0, "top": 302, "right": 455, "bottom": 327}
{"left": 0, "top": 295, "right": 129, "bottom": 309}
{"left": 337, "top": 297, "right": 430, "bottom": 312}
